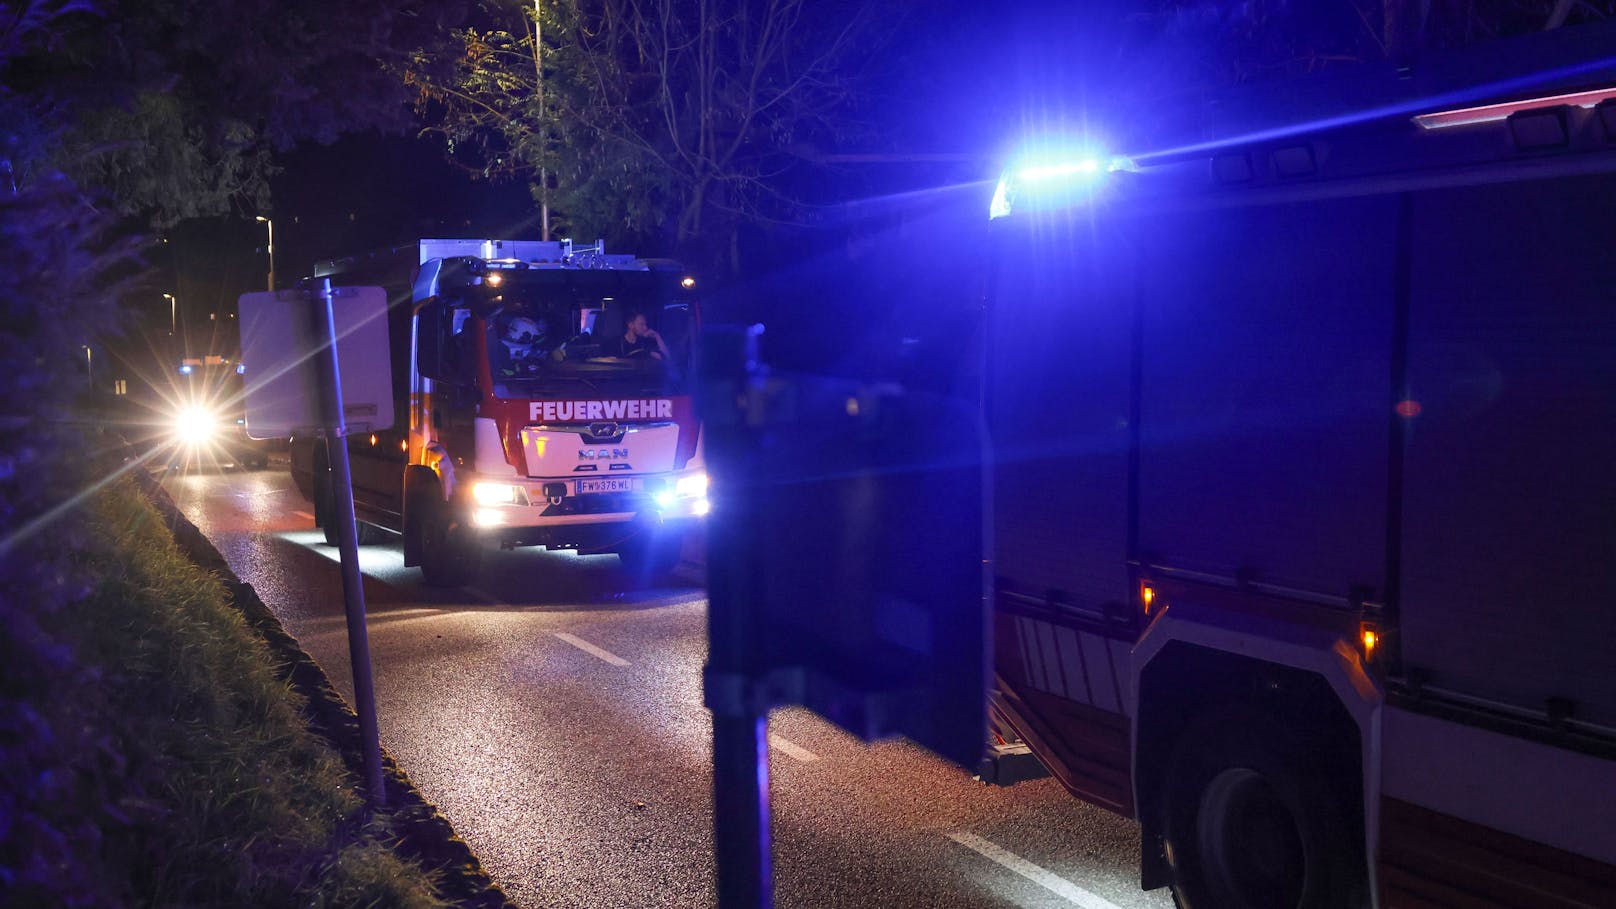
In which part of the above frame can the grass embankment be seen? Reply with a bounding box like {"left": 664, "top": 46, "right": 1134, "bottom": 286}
{"left": 4, "top": 479, "right": 448, "bottom": 908}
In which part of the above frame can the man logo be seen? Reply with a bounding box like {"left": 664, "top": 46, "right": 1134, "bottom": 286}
{"left": 589, "top": 422, "right": 620, "bottom": 437}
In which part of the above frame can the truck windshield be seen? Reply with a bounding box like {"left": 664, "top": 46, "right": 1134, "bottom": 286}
{"left": 479, "top": 271, "right": 693, "bottom": 401}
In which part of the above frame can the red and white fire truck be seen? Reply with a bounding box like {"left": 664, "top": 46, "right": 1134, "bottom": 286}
{"left": 291, "top": 239, "right": 705, "bottom": 586}
{"left": 983, "top": 24, "right": 1616, "bottom": 909}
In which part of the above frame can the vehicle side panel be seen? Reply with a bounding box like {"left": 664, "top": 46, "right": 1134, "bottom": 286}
{"left": 1400, "top": 176, "right": 1616, "bottom": 728}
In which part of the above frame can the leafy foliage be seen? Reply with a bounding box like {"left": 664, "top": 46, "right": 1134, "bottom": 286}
{"left": 2, "top": 0, "right": 475, "bottom": 225}
{"left": 410, "top": 0, "right": 900, "bottom": 270}
{"left": 1133, "top": 0, "right": 1616, "bottom": 88}
{"left": 0, "top": 480, "right": 451, "bottom": 909}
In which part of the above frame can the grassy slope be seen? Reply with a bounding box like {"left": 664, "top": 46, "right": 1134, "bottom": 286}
{"left": 4, "top": 479, "right": 450, "bottom": 908}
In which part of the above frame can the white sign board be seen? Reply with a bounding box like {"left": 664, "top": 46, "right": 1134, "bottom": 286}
{"left": 238, "top": 286, "right": 395, "bottom": 439}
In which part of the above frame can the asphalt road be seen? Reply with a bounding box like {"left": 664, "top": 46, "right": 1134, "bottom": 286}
{"left": 161, "top": 463, "right": 1173, "bottom": 909}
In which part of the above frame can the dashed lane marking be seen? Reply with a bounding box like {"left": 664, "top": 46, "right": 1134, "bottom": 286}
{"left": 768, "top": 734, "right": 821, "bottom": 763}
{"left": 554, "top": 632, "right": 631, "bottom": 667}
{"left": 946, "top": 832, "right": 1125, "bottom": 909}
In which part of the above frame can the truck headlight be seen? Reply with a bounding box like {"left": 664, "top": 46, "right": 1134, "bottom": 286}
{"left": 473, "top": 482, "right": 520, "bottom": 505}
{"left": 174, "top": 406, "right": 218, "bottom": 444}
{"left": 674, "top": 472, "right": 708, "bottom": 498}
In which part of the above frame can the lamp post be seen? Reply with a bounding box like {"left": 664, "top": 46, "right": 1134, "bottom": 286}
{"left": 533, "top": 0, "right": 549, "bottom": 241}
{"left": 255, "top": 216, "right": 275, "bottom": 291}
{"left": 163, "top": 293, "right": 177, "bottom": 336}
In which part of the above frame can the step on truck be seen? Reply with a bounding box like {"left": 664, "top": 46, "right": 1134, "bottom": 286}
{"left": 982, "top": 25, "right": 1616, "bottom": 909}
{"left": 291, "top": 239, "right": 706, "bottom": 586}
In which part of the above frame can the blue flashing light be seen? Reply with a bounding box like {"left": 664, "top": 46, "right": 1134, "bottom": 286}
{"left": 235, "top": 363, "right": 246, "bottom": 375}
{"left": 178, "top": 364, "right": 194, "bottom": 375}
{"left": 989, "top": 150, "right": 1137, "bottom": 219}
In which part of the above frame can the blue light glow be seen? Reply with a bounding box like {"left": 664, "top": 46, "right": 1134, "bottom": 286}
{"left": 178, "top": 364, "right": 193, "bottom": 375}
{"left": 989, "top": 148, "right": 1136, "bottom": 219}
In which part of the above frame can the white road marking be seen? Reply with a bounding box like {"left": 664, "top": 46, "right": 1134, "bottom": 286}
{"left": 768, "top": 734, "right": 821, "bottom": 763}
{"left": 554, "top": 632, "right": 631, "bottom": 667}
{"left": 292, "top": 510, "right": 314, "bottom": 520}
{"left": 947, "top": 833, "right": 1125, "bottom": 909}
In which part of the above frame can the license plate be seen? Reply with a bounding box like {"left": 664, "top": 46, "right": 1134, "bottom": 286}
{"left": 577, "top": 477, "right": 637, "bottom": 495}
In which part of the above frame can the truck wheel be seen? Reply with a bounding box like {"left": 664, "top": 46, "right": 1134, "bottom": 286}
{"left": 615, "top": 530, "right": 681, "bottom": 582}
{"left": 415, "top": 501, "right": 479, "bottom": 588}
{"left": 315, "top": 472, "right": 387, "bottom": 545}
{"left": 1163, "top": 708, "right": 1365, "bottom": 909}
{"left": 315, "top": 472, "right": 341, "bottom": 547}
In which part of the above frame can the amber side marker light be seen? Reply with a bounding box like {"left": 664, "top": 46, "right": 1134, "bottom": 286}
{"left": 1140, "top": 581, "right": 1158, "bottom": 616}
{"left": 1360, "top": 622, "right": 1380, "bottom": 662}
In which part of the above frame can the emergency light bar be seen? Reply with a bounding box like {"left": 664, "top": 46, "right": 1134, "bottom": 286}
{"left": 1412, "top": 85, "right": 1616, "bottom": 129}
{"left": 989, "top": 151, "right": 1136, "bottom": 219}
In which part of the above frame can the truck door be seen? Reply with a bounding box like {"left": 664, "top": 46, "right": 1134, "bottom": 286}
{"left": 986, "top": 211, "right": 1140, "bottom": 816}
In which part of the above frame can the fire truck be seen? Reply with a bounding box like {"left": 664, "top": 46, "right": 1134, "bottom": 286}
{"left": 291, "top": 239, "right": 705, "bottom": 586}
{"left": 983, "top": 25, "right": 1616, "bottom": 909}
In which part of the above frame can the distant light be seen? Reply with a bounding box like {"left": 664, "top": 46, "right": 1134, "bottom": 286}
{"left": 368, "top": 433, "right": 379, "bottom": 446}
{"left": 681, "top": 276, "right": 696, "bottom": 289}
{"left": 235, "top": 363, "right": 246, "bottom": 375}
{"left": 174, "top": 406, "right": 218, "bottom": 444}
{"left": 1395, "top": 399, "right": 1422, "bottom": 419}
{"left": 485, "top": 272, "right": 504, "bottom": 287}
{"left": 178, "top": 364, "right": 194, "bottom": 375}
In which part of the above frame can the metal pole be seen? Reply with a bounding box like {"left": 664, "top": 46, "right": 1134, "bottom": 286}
{"left": 704, "top": 324, "right": 772, "bottom": 909}
{"left": 533, "top": 0, "right": 549, "bottom": 241}
{"left": 307, "top": 278, "right": 387, "bottom": 806}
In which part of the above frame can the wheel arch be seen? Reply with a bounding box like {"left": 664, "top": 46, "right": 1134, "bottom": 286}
{"left": 402, "top": 464, "right": 445, "bottom": 567}
{"left": 1131, "top": 609, "right": 1382, "bottom": 894}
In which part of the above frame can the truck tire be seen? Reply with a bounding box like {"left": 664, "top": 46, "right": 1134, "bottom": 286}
{"left": 1162, "top": 707, "right": 1366, "bottom": 909}
{"left": 615, "top": 529, "right": 682, "bottom": 582}
{"left": 315, "top": 472, "right": 387, "bottom": 545}
{"left": 315, "top": 471, "right": 341, "bottom": 547}
{"left": 414, "top": 499, "right": 479, "bottom": 588}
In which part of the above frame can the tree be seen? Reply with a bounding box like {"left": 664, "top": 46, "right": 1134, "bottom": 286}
{"left": 410, "top": 0, "right": 901, "bottom": 271}
{"left": 1129, "top": 0, "right": 1616, "bottom": 90}
{"left": 3, "top": 0, "right": 475, "bottom": 226}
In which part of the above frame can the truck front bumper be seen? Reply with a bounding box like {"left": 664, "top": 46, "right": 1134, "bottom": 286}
{"left": 459, "top": 469, "right": 709, "bottom": 543}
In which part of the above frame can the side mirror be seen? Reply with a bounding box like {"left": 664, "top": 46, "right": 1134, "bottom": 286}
{"left": 415, "top": 301, "right": 473, "bottom": 386}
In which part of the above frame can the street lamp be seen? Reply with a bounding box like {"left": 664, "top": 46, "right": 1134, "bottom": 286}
{"left": 255, "top": 216, "right": 275, "bottom": 291}
{"left": 162, "top": 292, "right": 177, "bottom": 336}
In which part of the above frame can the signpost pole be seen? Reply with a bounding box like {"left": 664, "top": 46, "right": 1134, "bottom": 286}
{"left": 703, "top": 325, "right": 773, "bottom": 909}
{"left": 307, "top": 277, "right": 387, "bottom": 806}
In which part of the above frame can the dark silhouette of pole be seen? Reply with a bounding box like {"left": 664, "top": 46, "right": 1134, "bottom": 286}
{"left": 703, "top": 323, "right": 773, "bottom": 909}
{"left": 307, "top": 277, "right": 386, "bottom": 805}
